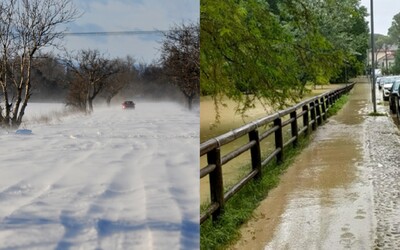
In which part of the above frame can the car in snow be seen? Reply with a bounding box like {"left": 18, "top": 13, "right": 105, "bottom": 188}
{"left": 122, "top": 101, "right": 135, "bottom": 109}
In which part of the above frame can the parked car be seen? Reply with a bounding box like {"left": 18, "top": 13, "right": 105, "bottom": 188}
{"left": 376, "top": 76, "right": 382, "bottom": 89}
{"left": 379, "top": 76, "right": 395, "bottom": 90}
{"left": 122, "top": 101, "right": 135, "bottom": 109}
{"left": 389, "top": 80, "right": 400, "bottom": 113}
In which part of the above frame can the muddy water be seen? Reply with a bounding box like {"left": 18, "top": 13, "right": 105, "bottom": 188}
{"left": 200, "top": 97, "right": 275, "bottom": 204}
{"left": 200, "top": 85, "right": 344, "bottom": 142}
{"left": 200, "top": 85, "right": 344, "bottom": 204}
{"left": 230, "top": 79, "right": 381, "bottom": 249}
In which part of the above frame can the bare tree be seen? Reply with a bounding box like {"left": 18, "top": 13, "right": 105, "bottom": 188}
{"left": 103, "top": 56, "right": 137, "bottom": 106}
{"left": 65, "top": 49, "right": 118, "bottom": 113}
{"left": 31, "top": 53, "right": 69, "bottom": 100}
{"left": 160, "top": 22, "right": 199, "bottom": 110}
{"left": 65, "top": 74, "right": 86, "bottom": 110}
{"left": 0, "top": 0, "right": 80, "bottom": 128}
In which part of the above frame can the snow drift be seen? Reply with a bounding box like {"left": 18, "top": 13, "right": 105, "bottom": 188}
{"left": 0, "top": 101, "right": 199, "bottom": 249}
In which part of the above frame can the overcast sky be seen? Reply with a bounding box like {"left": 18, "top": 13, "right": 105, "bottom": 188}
{"left": 54, "top": 0, "right": 199, "bottom": 63}
{"left": 360, "top": 0, "right": 400, "bottom": 35}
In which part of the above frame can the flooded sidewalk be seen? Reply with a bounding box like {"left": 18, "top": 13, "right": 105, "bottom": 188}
{"left": 230, "top": 78, "right": 400, "bottom": 249}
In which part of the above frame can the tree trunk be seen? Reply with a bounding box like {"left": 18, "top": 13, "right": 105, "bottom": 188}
{"left": 106, "top": 97, "right": 111, "bottom": 107}
{"left": 87, "top": 98, "right": 94, "bottom": 113}
{"left": 187, "top": 94, "right": 194, "bottom": 110}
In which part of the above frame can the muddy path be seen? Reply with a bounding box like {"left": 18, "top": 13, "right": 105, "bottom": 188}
{"left": 229, "top": 78, "right": 400, "bottom": 249}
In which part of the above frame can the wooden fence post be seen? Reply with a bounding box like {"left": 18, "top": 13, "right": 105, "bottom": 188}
{"left": 315, "top": 99, "right": 322, "bottom": 125}
{"left": 208, "top": 147, "right": 224, "bottom": 222}
{"left": 310, "top": 102, "right": 316, "bottom": 131}
{"left": 249, "top": 130, "right": 262, "bottom": 179}
{"left": 333, "top": 91, "right": 338, "bottom": 103}
{"left": 274, "top": 117, "right": 283, "bottom": 163}
{"left": 325, "top": 94, "right": 331, "bottom": 109}
{"left": 290, "top": 110, "right": 298, "bottom": 147}
{"left": 302, "top": 105, "right": 309, "bottom": 136}
{"left": 320, "top": 97, "right": 327, "bottom": 121}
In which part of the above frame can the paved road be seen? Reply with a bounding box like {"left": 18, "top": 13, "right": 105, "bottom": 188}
{"left": 230, "top": 78, "right": 400, "bottom": 250}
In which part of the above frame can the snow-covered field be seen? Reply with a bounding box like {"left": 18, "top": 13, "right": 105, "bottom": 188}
{"left": 0, "top": 101, "right": 199, "bottom": 249}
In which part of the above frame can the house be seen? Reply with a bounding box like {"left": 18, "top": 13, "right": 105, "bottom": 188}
{"left": 377, "top": 51, "right": 396, "bottom": 69}
{"left": 368, "top": 44, "right": 397, "bottom": 70}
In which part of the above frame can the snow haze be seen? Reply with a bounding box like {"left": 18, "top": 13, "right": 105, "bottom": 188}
{"left": 0, "top": 101, "right": 199, "bottom": 249}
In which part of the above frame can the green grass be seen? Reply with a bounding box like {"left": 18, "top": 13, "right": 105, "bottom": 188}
{"left": 200, "top": 140, "right": 309, "bottom": 250}
{"left": 200, "top": 93, "right": 351, "bottom": 250}
{"left": 326, "top": 94, "right": 349, "bottom": 117}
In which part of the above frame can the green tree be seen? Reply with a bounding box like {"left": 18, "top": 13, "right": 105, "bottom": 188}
{"left": 385, "top": 13, "right": 400, "bottom": 74}
{"left": 200, "top": 0, "right": 368, "bottom": 118}
{"left": 388, "top": 13, "right": 400, "bottom": 44}
{"left": 277, "top": 0, "right": 340, "bottom": 89}
{"left": 392, "top": 51, "right": 400, "bottom": 74}
{"left": 280, "top": 0, "right": 368, "bottom": 84}
{"left": 201, "top": 0, "right": 302, "bottom": 117}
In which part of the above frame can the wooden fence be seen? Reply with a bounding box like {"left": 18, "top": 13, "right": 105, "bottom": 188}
{"left": 200, "top": 83, "right": 355, "bottom": 224}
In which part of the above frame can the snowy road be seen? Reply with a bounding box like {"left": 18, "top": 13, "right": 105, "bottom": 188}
{"left": 0, "top": 102, "right": 199, "bottom": 249}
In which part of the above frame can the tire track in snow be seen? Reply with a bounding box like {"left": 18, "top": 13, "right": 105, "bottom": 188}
{"left": 165, "top": 111, "right": 199, "bottom": 249}
{"left": 0, "top": 102, "right": 199, "bottom": 249}
{"left": 51, "top": 106, "right": 158, "bottom": 249}
{"left": 93, "top": 137, "right": 182, "bottom": 249}
{"left": 53, "top": 145, "right": 141, "bottom": 249}
{"left": 0, "top": 150, "right": 93, "bottom": 223}
{"left": 0, "top": 134, "right": 125, "bottom": 248}
{"left": 165, "top": 142, "right": 199, "bottom": 249}
{"left": 141, "top": 142, "right": 182, "bottom": 250}
{"left": 89, "top": 146, "right": 154, "bottom": 250}
{"left": 52, "top": 137, "right": 155, "bottom": 249}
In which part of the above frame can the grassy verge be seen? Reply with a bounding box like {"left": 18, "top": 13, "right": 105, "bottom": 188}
{"left": 200, "top": 93, "right": 350, "bottom": 250}
{"left": 368, "top": 112, "right": 386, "bottom": 116}
{"left": 326, "top": 94, "right": 349, "bottom": 117}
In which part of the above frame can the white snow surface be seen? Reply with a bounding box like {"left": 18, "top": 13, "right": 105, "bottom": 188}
{"left": 0, "top": 101, "right": 199, "bottom": 250}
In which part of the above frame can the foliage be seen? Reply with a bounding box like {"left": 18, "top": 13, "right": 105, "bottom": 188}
{"left": 200, "top": 0, "right": 368, "bottom": 119}
{"left": 392, "top": 49, "right": 400, "bottom": 74}
{"left": 368, "top": 112, "right": 386, "bottom": 117}
{"left": 326, "top": 94, "right": 349, "bottom": 116}
{"left": 388, "top": 13, "right": 400, "bottom": 44}
{"left": 374, "top": 34, "right": 392, "bottom": 50}
{"left": 277, "top": 0, "right": 368, "bottom": 85}
{"left": 388, "top": 12, "right": 400, "bottom": 73}
{"left": 201, "top": 0, "right": 303, "bottom": 116}
{"left": 159, "top": 22, "right": 200, "bottom": 110}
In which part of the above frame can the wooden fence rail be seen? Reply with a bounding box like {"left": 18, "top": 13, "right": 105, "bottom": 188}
{"left": 200, "top": 83, "right": 355, "bottom": 224}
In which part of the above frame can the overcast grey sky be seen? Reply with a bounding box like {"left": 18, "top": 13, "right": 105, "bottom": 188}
{"left": 360, "top": 0, "right": 400, "bottom": 35}
{"left": 54, "top": 0, "right": 199, "bottom": 63}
